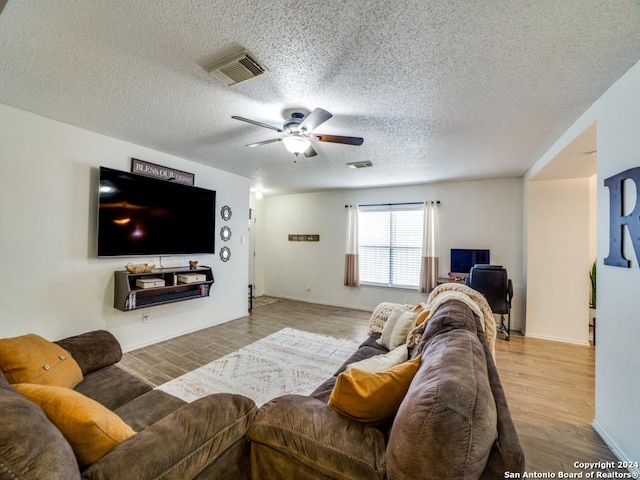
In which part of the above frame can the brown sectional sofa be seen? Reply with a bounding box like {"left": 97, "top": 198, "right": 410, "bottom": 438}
{"left": 0, "top": 330, "right": 257, "bottom": 480}
{"left": 1, "top": 298, "right": 524, "bottom": 479}
{"left": 248, "top": 299, "right": 525, "bottom": 479}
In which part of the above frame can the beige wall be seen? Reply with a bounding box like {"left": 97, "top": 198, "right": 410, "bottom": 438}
{"left": 525, "top": 178, "right": 591, "bottom": 344}
{"left": 0, "top": 104, "right": 251, "bottom": 351}
{"left": 260, "top": 177, "right": 525, "bottom": 330}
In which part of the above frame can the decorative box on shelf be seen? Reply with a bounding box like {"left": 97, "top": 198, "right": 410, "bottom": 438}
{"left": 135, "top": 277, "right": 165, "bottom": 289}
{"left": 114, "top": 265, "right": 214, "bottom": 312}
{"left": 177, "top": 273, "right": 207, "bottom": 284}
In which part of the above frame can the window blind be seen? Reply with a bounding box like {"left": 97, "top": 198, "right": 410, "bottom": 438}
{"left": 358, "top": 204, "right": 423, "bottom": 288}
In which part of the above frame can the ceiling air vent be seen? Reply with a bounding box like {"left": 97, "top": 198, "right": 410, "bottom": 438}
{"left": 347, "top": 161, "right": 373, "bottom": 169}
{"left": 205, "top": 49, "right": 268, "bottom": 86}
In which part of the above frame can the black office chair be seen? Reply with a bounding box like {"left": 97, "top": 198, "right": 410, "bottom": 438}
{"left": 465, "top": 264, "right": 513, "bottom": 341}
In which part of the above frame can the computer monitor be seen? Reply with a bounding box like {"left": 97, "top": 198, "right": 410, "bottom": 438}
{"left": 450, "top": 248, "right": 490, "bottom": 276}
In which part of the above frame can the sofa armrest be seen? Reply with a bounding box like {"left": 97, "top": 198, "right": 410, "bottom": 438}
{"left": 248, "top": 395, "right": 386, "bottom": 480}
{"left": 55, "top": 330, "right": 122, "bottom": 375}
{"left": 81, "top": 393, "right": 257, "bottom": 480}
{"left": 475, "top": 319, "right": 525, "bottom": 478}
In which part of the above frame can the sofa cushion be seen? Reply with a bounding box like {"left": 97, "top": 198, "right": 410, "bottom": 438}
{"left": 328, "top": 355, "right": 421, "bottom": 424}
{"left": 13, "top": 383, "right": 136, "bottom": 467}
{"left": 248, "top": 395, "right": 386, "bottom": 480}
{"left": 75, "top": 364, "right": 152, "bottom": 410}
{"left": 0, "top": 373, "right": 80, "bottom": 480}
{"left": 115, "top": 389, "right": 187, "bottom": 431}
{"left": 386, "top": 326, "right": 498, "bottom": 480}
{"left": 55, "top": 330, "right": 122, "bottom": 376}
{"left": 410, "top": 299, "right": 478, "bottom": 358}
{"left": 377, "top": 308, "right": 417, "bottom": 350}
{"left": 83, "top": 394, "right": 258, "bottom": 480}
{"left": 0, "top": 334, "right": 83, "bottom": 388}
{"left": 346, "top": 344, "right": 408, "bottom": 373}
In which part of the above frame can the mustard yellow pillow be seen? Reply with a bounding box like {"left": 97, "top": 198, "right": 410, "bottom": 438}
{"left": 415, "top": 308, "right": 430, "bottom": 326}
{"left": 328, "top": 355, "right": 421, "bottom": 424}
{"left": 13, "top": 383, "right": 136, "bottom": 467}
{"left": 0, "top": 334, "right": 83, "bottom": 388}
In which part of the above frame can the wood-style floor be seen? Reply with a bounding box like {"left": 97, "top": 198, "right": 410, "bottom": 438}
{"left": 120, "top": 298, "right": 624, "bottom": 476}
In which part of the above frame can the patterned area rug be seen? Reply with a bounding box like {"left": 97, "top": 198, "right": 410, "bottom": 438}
{"left": 157, "top": 327, "right": 359, "bottom": 406}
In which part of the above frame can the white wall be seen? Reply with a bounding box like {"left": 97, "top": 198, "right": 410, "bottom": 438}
{"left": 0, "top": 104, "right": 250, "bottom": 351}
{"left": 261, "top": 178, "right": 524, "bottom": 330}
{"left": 525, "top": 178, "right": 591, "bottom": 344}
{"left": 593, "top": 59, "right": 640, "bottom": 472}
{"left": 526, "top": 58, "right": 640, "bottom": 471}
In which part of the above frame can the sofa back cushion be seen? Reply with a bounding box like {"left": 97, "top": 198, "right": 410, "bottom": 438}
{"left": 386, "top": 305, "right": 497, "bottom": 480}
{"left": 55, "top": 330, "right": 122, "bottom": 376}
{"left": 0, "top": 373, "right": 80, "bottom": 480}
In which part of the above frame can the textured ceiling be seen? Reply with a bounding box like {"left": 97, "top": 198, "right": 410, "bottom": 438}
{"left": 1, "top": 1, "right": 639, "bottom": 195}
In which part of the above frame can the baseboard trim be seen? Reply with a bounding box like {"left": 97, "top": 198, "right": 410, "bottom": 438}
{"left": 263, "top": 294, "right": 372, "bottom": 313}
{"left": 122, "top": 310, "right": 248, "bottom": 352}
{"left": 592, "top": 420, "right": 639, "bottom": 476}
{"left": 525, "top": 332, "right": 590, "bottom": 346}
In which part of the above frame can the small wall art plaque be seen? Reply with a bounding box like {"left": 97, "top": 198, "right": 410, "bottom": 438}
{"left": 131, "top": 158, "right": 195, "bottom": 185}
{"left": 288, "top": 234, "right": 320, "bottom": 242}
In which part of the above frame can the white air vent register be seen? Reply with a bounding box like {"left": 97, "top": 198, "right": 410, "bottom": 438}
{"left": 206, "top": 49, "right": 268, "bottom": 86}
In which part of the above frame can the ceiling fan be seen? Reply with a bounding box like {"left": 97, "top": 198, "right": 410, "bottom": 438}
{"left": 231, "top": 108, "right": 364, "bottom": 158}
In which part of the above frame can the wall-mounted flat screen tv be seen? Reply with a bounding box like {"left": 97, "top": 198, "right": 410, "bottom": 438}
{"left": 97, "top": 166, "right": 216, "bottom": 257}
{"left": 450, "top": 248, "right": 490, "bottom": 275}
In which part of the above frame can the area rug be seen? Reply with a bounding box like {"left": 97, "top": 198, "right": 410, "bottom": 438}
{"left": 252, "top": 296, "right": 278, "bottom": 308}
{"left": 156, "top": 327, "right": 359, "bottom": 406}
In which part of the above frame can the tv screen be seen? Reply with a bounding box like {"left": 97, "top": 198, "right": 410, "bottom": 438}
{"left": 450, "top": 248, "right": 490, "bottom": 275}
{"left": 97, "top": 166, "right": 216, "bottom": 257}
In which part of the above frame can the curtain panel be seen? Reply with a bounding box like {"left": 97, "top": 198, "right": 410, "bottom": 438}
{"left": 344, "top": 205, "right": 360, "bottom": 287}
{"left": 419, "top": 201, "right": 440, "bottom": 293}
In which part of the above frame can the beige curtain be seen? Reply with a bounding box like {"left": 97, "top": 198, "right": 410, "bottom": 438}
{"left": 344, "top": 205, "right": 360, "bottom": 287}
{"left": 419, "top": 201, "right": 440, "bottom": 293}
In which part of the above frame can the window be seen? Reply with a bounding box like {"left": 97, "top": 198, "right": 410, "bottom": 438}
{"left": 358, "top": 205, "right": 424, "bottom": 288}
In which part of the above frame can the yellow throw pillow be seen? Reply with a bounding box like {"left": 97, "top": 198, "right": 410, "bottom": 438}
{"left": 328, "top": 355, "right": 421, "bottom": 424}
{"left": 13, "top": 383, "right": 136, "bottom": 467}
{"left": 415, "top": 308, "right": 430, "bottom": 326}
{"left": 0, "top": 334, "right": 83, "bottom": 388}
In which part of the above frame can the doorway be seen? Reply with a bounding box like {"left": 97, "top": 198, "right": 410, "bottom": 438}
{"left": 524, "top": 122, "right": 597, "bottom": 345}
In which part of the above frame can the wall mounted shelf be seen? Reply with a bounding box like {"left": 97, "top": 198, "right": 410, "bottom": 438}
{"left": 114, "top": 265, "right": 214, "bottom": 312}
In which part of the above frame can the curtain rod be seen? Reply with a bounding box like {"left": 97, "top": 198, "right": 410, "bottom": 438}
{"left": 344, "top": 201, "right": 440, "bottom": 208}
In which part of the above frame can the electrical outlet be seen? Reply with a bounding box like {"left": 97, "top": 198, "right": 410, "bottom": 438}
{"left": 306, "top": 284, "right": 311, "bottom": 292}
{"left": 142, "top": 311, "right": 150, "bottom": 323}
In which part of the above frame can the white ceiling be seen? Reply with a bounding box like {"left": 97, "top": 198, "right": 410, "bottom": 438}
{"left": 1, "top": 1, "right": 639, "bottom": 196}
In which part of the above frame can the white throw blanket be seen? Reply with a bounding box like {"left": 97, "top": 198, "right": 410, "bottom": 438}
{"left": 406, "top": 283, "right": 496, "bottom": 357}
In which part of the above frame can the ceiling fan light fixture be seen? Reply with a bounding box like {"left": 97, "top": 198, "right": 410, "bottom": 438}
{"left": 282, "top": 136, "right": 310, "bottom": 155}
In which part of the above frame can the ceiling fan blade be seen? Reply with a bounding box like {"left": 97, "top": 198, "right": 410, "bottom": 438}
{"left": 232, "top": 116, "right": 283, "bottom": 132}
{"left": 315, "top": 134, "right": 364, "bottom": 146}
{"left": 299, "top": 108, "right": 332, "bottom": 133}
{"left": 303, "top": 144, "right": 318, "bottom": 158}
{"left": 246, "top": 138, "right": 282, "bottom": 148}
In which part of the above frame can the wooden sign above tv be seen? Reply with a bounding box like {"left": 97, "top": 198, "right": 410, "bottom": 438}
{"left": 131, "top": 158, "right": 194, "bottom": 185}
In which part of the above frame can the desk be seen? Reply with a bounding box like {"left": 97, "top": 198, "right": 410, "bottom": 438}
{"left": 437, "top": 277, "right": 467, "bottom": 285}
